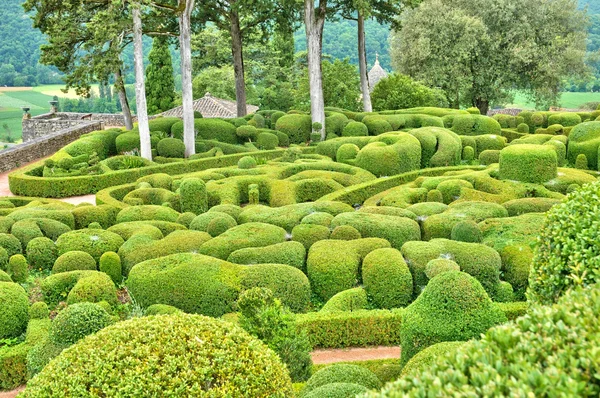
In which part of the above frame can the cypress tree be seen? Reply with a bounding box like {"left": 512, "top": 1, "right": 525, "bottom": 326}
{"left": 145, "top": 37, "right": 176, "bottom": 114}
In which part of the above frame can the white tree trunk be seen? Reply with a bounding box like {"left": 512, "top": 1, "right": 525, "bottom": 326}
{"left": 304, "top": 0, "right": 326, "bottom": 140}
{"left": 358, "top": 13, "right": 372, "bottom": 112}
{"left": 132, "top": 4, "right": 152, "bottom": 160}
{"left": 114, "top": 68, "right": 133, "bottom": 130}
{"left": 179, "top": 0, "right": 196, "bottom": 157}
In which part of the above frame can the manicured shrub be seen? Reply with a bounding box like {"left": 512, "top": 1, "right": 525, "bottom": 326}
{"left": 330, "top": 225, "right": 361, "bottom": 240}
{"left": 307, "top": 240, "right": 360, "bottom": 302}
{"left": 189, "top": 211, "right": 237, "bottom": 233}
{"left": 321, "top": 287, "right": 369, "bottom": 312}
{"left": 575, "top": 153, "right": 588, "bottom": 169}
{"left": 8, "top": 254, "right": 28, "bottom": 283}
{"left": 238, "top": 287, "right": 312, "bottom": 382}
{"left": 137, "top": 173, "right": 173, "bottom": 189}
{"left": 21, "top": 314, "right": 293, "bottom": 397}
{"left": 502, "top": 197, "right": 561, "bottom": 217}
{"left": 99, "top": 251, "right": 122, "bottom": 284}
{"left": 362, "top": 117, "right": 393, "bottom": 135}
{"left": 400, "top": 341, "right": 465, "bottom": 377}
{"left": 240, "top": 263, "right": 311, "bottom": 313}
{"left": 126, "top": 253, "right": 240, "bottom": 316}
{"left": 301, "top": 212, "right": 334, "bottom": 227}
{"left": 354, "top": 133, "right": 421, "bottom": 177}
{"left": 450, "top": 220, "right": 482, "bottom": 243}
{"left": 50, "top": 302, "right": 111, "bottom": 346}
{"left": 116, "top": 205, "right": 180, "bottom": 223}
{"left": 529, "top": 180, "right": 600, "bottom": 304}
{"left": 426, "top": 189, "right": 443, "bottom": 202}
{"left": 0, "top": 269, "right": 11, "bottom": 281}
{"left": 0, "top": 246, "right": 8, "bottom": 271}
{"left": 194, "top": 118, "right": 239, "bottom": 144}
{"left": 304, "top": 383, "right": 368, "bottom": 398}
{"left": 115, "top": 132, "right": 140, "bottom": 153}
{"left": 256, "top": 132, "right": 279, "bottom": 150}
{"left": 29, "top": 302, "right": 49, "bottom": 319}
{"left": 228, "top": 241, "right": 306, "bottom": 270}
{"left": 444, "top": 114, "right": 501, "bottom": 136}
{"left": 499, "top": 144, "right": 557, "bottom": 183}
{"left": 336, "top": 143, "right": 360, "bottom": 163}
{"left": 156, "top": 137, "right": 185, "bottom": 158}
{"left": 292, "top": 223, "right": 331, "bottom": 250}
{"left": 41, "top": 270, "right": 118, "bottom": 306}
{"left": 547, "top": 112, "right": 581, "bottom": 127}
{"left": 275, "top": 114, "right": 312, "bottom": 144}
{"left": 145, "top": 303, "right": 181, "bottom": 315}
{"left": 237, "top": 155, "right": 257, "bottom": 169}
{"left": 517, "top": 123, "right": 529, "bottom": 133}
{"left": 304, "top": 363, "right": 381, "bottom": 394}
{"left": 72, "top": 204, "right": 119, "bottom": 229}
{"left": 462, "top": 145, "right": 474, "bottom": 161}
{"left": 56, "top": 229, "right": 124, "bottom": 263}
{"left": 236, "top": 125, "right": 258, "bottom": 140}
{"left": 342, "top": 121, "right": 368, "bottom": 137}
{"left": 363, "top": 248, "right": 412, "bottom": 309}
{"left": 106, "top": 221, "right": 164, "bottom": 240}
{"left": 199, "top": 222, "right": 286, "bottom": 260}
{"left": 368, "top": 285, "right": 600, "bottom": 397}
{"left": 424, "top": 258, "right": 460, "bottom": 279}
{"left": 566, "top": 121, "right": 600, "bottom": 169}
{"left": 179, "top": 177, "right": 208, "bottom": 215}
{"left": 52, "top": 251, "right": 96, "bottom": 274}
{"left": 0, "top": 233, "right": 22, "bottom": 258}
{"left": 0, "top": 282, "right": 29, "bottom": 339}
{"left": 478, "top": 149, "right": 500, "bottom": 165}
{"left": 400, "top": 271, "right": 506, "bottom": 365}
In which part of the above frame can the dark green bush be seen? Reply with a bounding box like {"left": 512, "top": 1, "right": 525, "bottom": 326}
{"left": 342, "top": 121, "right": 368, "bottom": 137}
{"left": 275, "top": 114, "right": 312, "bottom": 144}
{"left": 0, "top": 282, "right": 29, "bottom": 339}
{"left": 450, "top": 220, "right": 482, "bottom": 243}
{"left": 194, "top": 118, "right": 239, "bottom": 144}
{"left": 400, "top": 271, "right": 506, "bottom": 365}
{"left": 52, "top": 251, "right": 96, "bottom": 274}
{"left": 362, "top": 117, "right": 393, "bottom": 135}
{"left": 56, "top": 229, "right": 124, "bottom": 263}
{"left": 115, "top": 132, "right": 140, "bottom": 154}
{"left": 99, "top": 251, "right": 122, "bottom": 284}
{"left": 362, "top": 248, "right": 412, "bottom": 309}
{"left": 21, "top": 314, "right": 293, "bottom": 397}
{"left": 370, "top": 73, "right": 445, "bottom": 111}
{"left": 179, "top": 177, "right": 208, "bottom": 215}
{"left": 7, "top": 254, "right": 28, "bottom": 283}
{"left": 156, "top": 138, "right": 185, "bottom": 158}
{"left": 50, "top": 302, "right": 111, "bottom": 346}
{"left": 256, "top": 132, "right": 279, "bottom": 150}
{"left": 0, "top": 233, "right": 22, "bottom": 258}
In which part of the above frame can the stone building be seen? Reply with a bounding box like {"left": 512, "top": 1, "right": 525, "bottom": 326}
{"left": 368, "top": 54, "right": 388, "bottom": 92}
{"left": 159, "top": 92, "right": 259, "bottom": 118}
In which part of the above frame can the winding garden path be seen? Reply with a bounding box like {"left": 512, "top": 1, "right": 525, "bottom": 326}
{"left": 311, "top": 346, "right": 401, "bottom": 365}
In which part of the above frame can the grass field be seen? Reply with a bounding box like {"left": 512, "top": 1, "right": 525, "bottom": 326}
{"left": 507, "top": 91, "right": 600, "bottom": 109}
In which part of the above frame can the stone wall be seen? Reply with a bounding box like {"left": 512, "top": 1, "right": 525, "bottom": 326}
{"left": 487, "top": 108, "right": 522, "bottom": 117}
{"left": 0, "top": 121, "right": 102, "bottom": 173}
{"left": 22, "top": 112, "right": 137, "bottom": 142}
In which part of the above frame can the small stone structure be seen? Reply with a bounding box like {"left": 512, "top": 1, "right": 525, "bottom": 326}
{"left": 0, "top": 121, "right": 102, "bottom": 173}
{"left": 158, "top": 92, "right": 259, "bottom": 119}
{"left": 22, "top": 112, "right": 133, "bottom": 142}
{"left": 368, "top": 54, "right": 388, "bottom": 92}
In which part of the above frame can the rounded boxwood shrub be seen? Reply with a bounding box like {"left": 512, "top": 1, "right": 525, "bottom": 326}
{"left": 478, "top": 149, "right": 500, "bottom": 165}
{"left": 529, "top": 180, "right": 600, "bottom": 304}
{"left": 99, "top": 251, "right": 122, "bottom": 284}
{"left": 399, "top": 341, "right": 465, "bottom": 377}
{"left": 228, "top": 241, "right": 306, "bottom": 270}
{"left": 179, "top": 178, "right": 208, "bottom": 215}
{"left": 499, "top": 144, "right": 557, "bottom": 183}
{"left": 362, "top": 248, "right": 412, "bottom": 309}
{"left": 342, "top": 121, "right": 368, "bottom": 137}
{"left": 8, "top": 254, "right": 28, "bottom": 283}
{"left": 52, "top": 251, "right": 97, "bottom": 274}
{"left": 240, "top": 263, "right": 311, "bottom": 312}
{"left": 320, "top": 287, "right": 369, "bottom": 312}
{"left": 116, "top": 205, "right": 180, "bottom": 224}
{"left": 56, "top": 229, "right": 124, "bottom": 263}
{"left": 292, "top": 223, "right": 331, "bottom": 250}
{"left": 400, "top": 271, "right": 506, "bottom": 365}
{"left": 145, "top": 303, "right": 181, "bottom": 315}
{"left": 126, "top": 253, "right": 241, "bottom": 316}
{"left": 330, "top": 225, "right": 361, "bottom": 240}
{"left": 199, "top": 222, "right": 286, "bottom": 260}
{"left": 156, "top": 137, "right": 185, "bottom": 158}
{"left": 206, "top": 217, "right": 236, "bottom": 237}
{"left": 236, "top": 125, "right": 258, "bottom": 140}
{"left": 115, "top": 132, "right": 140, "bottom": 153}
{"left": 0, "top": 246, "right": 8, "bottom": 271}
{"left": 336, "top": 143, "right": 360, "bottom": 163}
{"left": 517, "top": 123, "right": 529, "bottom": 133}
{"left": 450, "top": 220, "right": 482, "bottom": 243}
{"left": 0, "top": 281, "right": 29, "bottom": 339}
{"left": 307, "top": 240, "right": 361, "bottom": 301}
{"left": 575, "top": 153, "right": 588, "bottom": 169}
{"left": 0, "top": 233, "right": 23, "bottom": 257}
{"left": 426, "top": 189, "right": 443, "bottom": 202}
{"left": 50, "top": 302, "right": 111, "bottom": 346}
{"left": 194, "top": 118, "right": 239, "bottom": 144}
{"left": 301, "top": 212, "right": 334, "bottom": 227}
{"left": 42, "top": 270, "right": 118, "bottom": 306}
{"left": 29, "top": 301, "right": 49, "bottom": 319}
{"left": 566, "top": 121, "right": 600, "bottom": 169}
{"left": 256, "top": 132, "right": 279, "bottom": 150}
{"left": 304, "top": 383, "right": 368, "bottom": 398}
{"left": 424, "top": 258, "right": 460, "bottom": 279}
{"left": 304, "top": 364, "right": 381, "bottom": 394}
{"left": 0, "top": 269, "right": 10, "bottom": 282}
{"left": 238, "top": 155, "right": 257, "bottom": 169}
{"left": 21, "top": 314, "right": 293, "bottom": 397}
{"left": 275, "top": 114, "right": 312, "bottom": 144}
{"left": 462, "top": 145, "right": 474, "bottom": 161}
{"left": 368, "top": 284, "right": 600, "bottom": 397}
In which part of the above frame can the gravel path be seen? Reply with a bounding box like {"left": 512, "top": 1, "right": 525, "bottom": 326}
{"left": 311, "top": 346, "right": 401, "bottom": 365}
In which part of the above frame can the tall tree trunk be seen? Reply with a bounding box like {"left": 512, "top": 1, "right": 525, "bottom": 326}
{"left": 230, "top": 12, "right": 247, "bottom": 117}
{"left": 304, "top": 0, "right": 326, "bottom": 140}
{"left": 475, "top": 98, "right": 489, "bottom": 115}
{"left": 114, "top": 68, "right": 133, "bottom": 130}
{"left": 132, "top": 4, "right": 152, "bottom": 160}
{"left": 358, "top": 12, "right": 372, "bottom": 113}
{"left": 179, "top": 0, "right": 196, "bottom": 157}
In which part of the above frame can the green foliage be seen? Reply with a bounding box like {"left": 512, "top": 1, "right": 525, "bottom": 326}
{"left": 303, "top": 383, "right": 368, "bottom": 398}
{"left": 52, "top": 251, "right": 96, "bottom": 274}
{"left": 367, "top": 284, "right": 600, "bottom": 397}
{"left": 8, "top": 254, "right": 28, "bottom": 283}
{"left": 228, "top": 241, "right": 305, "bottom": 270}
{"left": 99, "top": 251, "right": 121, "bottom": 284}
{"left": 194, "top": 118, "right": 238, "bottom": 144}
{"left": 21, "top": 314, "right": 293, "bottom": 397}
{"left": 576, "top": 153, "right": 589, "bottom": 169}
{"left": 400, "top": 271, "right": 506, "bottom": 366}
{"left": 529, "top": 180, "right": 600, "bottom": 304}
{"left": 567, "top": 121, "right": 600, "bottom": 169}
{"left": 237, "top": 155, "right": 258, "bottom": 169}
{"left": 304, "top": 364, "right": 381, "bottom": 394}
{"left": 238, "top": 288, "right": 312, "bottom": 382}
{"left": 179, "top": 178, "right": 208, "bottom": 215}
{"left": 144, "top": 304, "right": 181, "bottom": 315}
{"left": 41, "top": 270, "right": 118, "bottom": 306}
{"left": 321, "top": 287, "right": 369, "bottom": 312}
{"left": 256, "top": 132, "right": 279, "bottom": 150}
{"left": 450, "top": 220, "right": 482, "bottom": 243}
{"left": 50, "top": 302, "right": 111, "bottom": 346}
{"left": 354, "top": 133, "right": 422, "bottom": 177}
{"left": 55, "top": 229, "right": 124, "bottom": 263}
{"left": 371, "top": 73, "right": 447, "bottom": 111}
{"left": 145, "top": 38, "right": 175, "bottom": 114}
{"left": 363, "top": 248, "right": 412, "bottom": 309}
{"left": 199, "top": 222, "right": 286, "bottom": 260}
{"left": 424, "top": 258, "right": 460, "bottom": 279}
{"left": 276, "top": 114, "right": 312, "bottom": 144}
{"left": 29, "top": 302, "right": 49, "bottom": 320}
{"left": 342, "top": 121, "right": 368, "bottom": 137}
{"left": 0, "top": 282, "right": 29, "bottom": 339}
{"left": 499, "top": 144, "right": 558, "bottom": 183}
{"left": 156, "top": 138, "right": 185, "bottom": 158}
{"left": 400, "top": 341, "right": 465, "bottom": 377}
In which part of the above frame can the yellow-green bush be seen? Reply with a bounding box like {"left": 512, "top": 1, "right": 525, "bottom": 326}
{"left": 362, "top": 248, "right": 412, "bottom": 309}
{"left": 499, "top": 144, "right": 557, "bottom": 183}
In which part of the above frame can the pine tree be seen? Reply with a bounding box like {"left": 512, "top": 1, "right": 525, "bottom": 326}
{"left": 145, "top": 37, "right": 176, "bottom": 115}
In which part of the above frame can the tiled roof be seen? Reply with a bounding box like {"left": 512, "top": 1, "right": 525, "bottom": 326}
{"left": 368, "top": 54, "right": 388, "bottom": 93}
{"left": 159, "top": 92, "right": 259, "bottom": 118}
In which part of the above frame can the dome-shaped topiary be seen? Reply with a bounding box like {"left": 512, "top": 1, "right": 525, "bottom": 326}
{"left": 237, "top": 155, "right": 257, "bottom": 169}
{"left": 56, "top": 229, "right": 124, "bottom": 263}
{"left": 29, "top": 301, "right": 49, "bottom": 319}
{"left": 400, "top": 271, "right": 506, "bottom": 366}
{"left": 462, "top": 145, "right": 474, "bottom": 161}
{"left": 517, "top": 123, "right": 529, "bottom": 133}
{"left": 99, "top": 251, "right": 122, "bottom": 284}
{"left": 0, "top": 281, "right": 29, "bottom": 339}
{"left": 50, "top": 302, "right": 112, "bottom": 346}
{"left": 330, "top": 225, "right": 361, "bottom": 240}
{"left": 450, "top": 220, "right": 482, "bottom": 243}
{"left": 425, "top": 258, "right": 460, "bottom": 279}
{"left": 342, "top": 121, "right": 369, "bottom": 137}
{"left": 575, "top": 153, "right": 588, "bottom": 169}
{"left": 304, "top": 383, "right": 368, "bottom": 398}
{"left": 529, "top": 180, "right": 600, "bottom": 304}
{"left": 362, "top": 248, "right": 413, "bottom": 309}
{"left": 22, "top": 314, "right": 293, "bottom": 397}
{"left": 8, "top": 254, "right": 28, "bottom": 283}
{"left": 145, "top": 303, "right": 181, "bottom": 315}
{"left": 320, "top": 287, "right": 369, "bottom": 312}
{"left": 52, "top": 251, "right": 97, "bottom": 274}
{"left": 256, "top": 132, "right": 279, "bottom": 150}
{"left": 236, "top": 125, "right": 258, "bottom": 140}
{"left": 304, "top": 363, "right": 381, "bottom": 394}
{"left": 157, "top": 137, "right": 185, "bottom": 158}
{"left": 26, "top": 237, "right": 57, "bottom": 271}
{"left": 336, "top": 143, "right": 360, "bottom": 163}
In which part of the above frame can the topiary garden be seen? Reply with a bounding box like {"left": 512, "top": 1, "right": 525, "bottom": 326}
{"left": 1, "top": 107, "right": 599, "bottom": 396}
